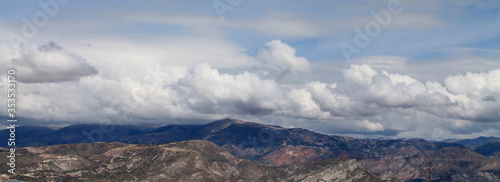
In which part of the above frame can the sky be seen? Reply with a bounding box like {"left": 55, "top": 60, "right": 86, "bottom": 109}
{"left": 0, "top": 0, "right": 499, "bottom": 140}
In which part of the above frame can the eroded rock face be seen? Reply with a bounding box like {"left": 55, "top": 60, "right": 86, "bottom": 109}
{"left": 0, "top": 140, "right": 381, "bottom": 182}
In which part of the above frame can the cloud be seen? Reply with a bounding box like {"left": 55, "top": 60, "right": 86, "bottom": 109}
{"left": 442, "top": 47, "right": 500, "bottom": 54}
{"left": 342, "top": 64, "right": 378, "bottom": 85}
{"left": 444, "top": 69, "right": 500, "bottom": 122}
{"left": 286, "top": 63, "right": 499, "bottom": 137}
{"left": 9, "top": 42, "right": 98, "bottom": 83}
{"left": 299, "top": 81, "right": 363, "bottom": 117}
{"left": 124, "top": 3, "right": 448, "bottom": 39}
{"left": 357, "top": 120, "right": 384, "bottom": 132}
{"left": 444, "top": 69, "right": 500, "bottom": 99}
{"left": 0, "top": 38, "right": 498, "bottom": 139}
{"left": 342, "top": 65, "right": 499, "bottom": 122}
{"left": 286, "top": 87, "right": 330, "bottom": 119}
{"left": 388, "top": 13, "right": 447, "bottom": 30}
{"left": 0, "top": 0, "right": 498, "bottom": 141}
{"left": 354, "top": 65, "right": 500, "bottom": 123}
{"left": 380, "top": 70, "right": 417, "bottom": 85}
{"left": 256, "top": 39, "right": 310, "bottom": 73}
{"left": 176, "top": 63, "right": 285, "bottom": 115}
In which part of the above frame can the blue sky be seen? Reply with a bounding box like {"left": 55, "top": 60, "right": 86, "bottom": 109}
{"left": 0, "top": 0, "right": 499, "bottom": 139}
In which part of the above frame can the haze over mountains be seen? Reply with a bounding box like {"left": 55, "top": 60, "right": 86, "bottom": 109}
{"left": 2, "top": 118, "right": 500, "bottom": 181}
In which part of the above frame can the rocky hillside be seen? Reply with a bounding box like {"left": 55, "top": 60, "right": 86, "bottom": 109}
{"left": 2, "top": 118, "right": 498, "bottom": 181}
{"left": 0, "top": 140, "right": 382, "bottom": 182}
{"left": 360, "top": 147, "right": 500, "bottom": 182}
{"left": 1, "top": 119, "right": 464, "bottom": 165}
{"left": 473, "top": 140, "right": 500, "bottom": 161}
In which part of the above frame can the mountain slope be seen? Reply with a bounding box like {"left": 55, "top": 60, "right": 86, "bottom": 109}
{"left": 360, "top": 147, "right": 500, "bottom": 181}
{"left": 2, "top": 118, "right": 465, "bottom": 167}
{"left": 473, "top": 140, "right": 500, "bottom": 158}
{"left": 3, "top": 118, "right": 497, "bottom": 181}
{"left": 0, "top": 140, "right": 382, "bottom": 182}
{"left": 447, "top": 136, "right": 500, "bottom": 146}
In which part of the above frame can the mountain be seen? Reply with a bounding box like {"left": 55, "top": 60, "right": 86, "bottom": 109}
{"left": 473, "top": 140, "right": 500, "bottom": 158}
{"left": 0, "top": 126, "right": 56, "bottom": 147}
{"left": 0, "top": 119, "right": 243, "bottom": 148}
{"left": 203, "top": 121, "right": 465, "bottom": 166}
{"left": 2, "top": 118, "right": 498, "bottom": 181}
{"left": 446, "top": 136, "right": 500, "bottom": 146}
{"left": 1, "top": 118, "right": 464, "bottom": 164}
{"left": 360, "top": 147, "right": 500, "bottom": 181}
{"left": 0, "top": 140, "right": 382, "bottom": 182}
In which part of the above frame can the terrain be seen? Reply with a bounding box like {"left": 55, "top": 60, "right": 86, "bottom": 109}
{"left": 2, "top": 118, "right": 500, "bottom": 181}
{"left": 0, "top": 118, "right": 465, "bottom": 163}
{"left": 0, "top": 140, "right": 381, "bottom": 182}
{"left": 360, "top": 147, "right": 500, "bottom": 181}
{"left": 445, "top": 136, "right": 500, "bottom": 146}
{"left": 473, "top": 140, "right": 500, "bottom": 160}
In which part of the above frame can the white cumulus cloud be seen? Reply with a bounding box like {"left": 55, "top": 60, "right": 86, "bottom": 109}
{"left": 9, "top": 42, "right": 98, "bottom": 83}
{"left": 357, "top": 120, "right": 384, "bottom": 132}
{"left": 257, "top": 39, "right": 310, "bottom": 74}
{"left": 342, "top": 64, "right": 378, "bottom": 85}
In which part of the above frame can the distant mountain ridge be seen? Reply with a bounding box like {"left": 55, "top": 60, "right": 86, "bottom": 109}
{"left": 1, "top": 119, "right": 464, "bottom": 161}
{"left": 473, "top": 140, "right": 500, "bottom": 158}
{"left": 360, "top": 147, "right": 500, "bottom": 181}
{"left": 446, "top": 136, "right": 500, "bottom": 146}
{"left": 2, "top": 118, "right": 499, "bottom": 181}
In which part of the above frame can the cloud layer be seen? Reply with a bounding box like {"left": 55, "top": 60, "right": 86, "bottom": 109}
{"left": 9, "top": 42, "right": 98, "bottom": 83}
{"left": 0, "top": 0, "right": 498, "bottom": 140}
{"left": 1, "top": 39, "right": 498, "bottom": 140}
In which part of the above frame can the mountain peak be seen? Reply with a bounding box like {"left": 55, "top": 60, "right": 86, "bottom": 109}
{"left": 210, "top": 118, "right": 245, "bottom": 125}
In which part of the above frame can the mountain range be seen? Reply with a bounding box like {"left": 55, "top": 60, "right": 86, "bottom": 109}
{"left": 445, "top": 136, "right": 500, "bottom": 146}
{"left": 0, "top": 140, "right": 381, "bottom": 182}
{"left": 1, "top": 118, "right": 500, "bottom": 181}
